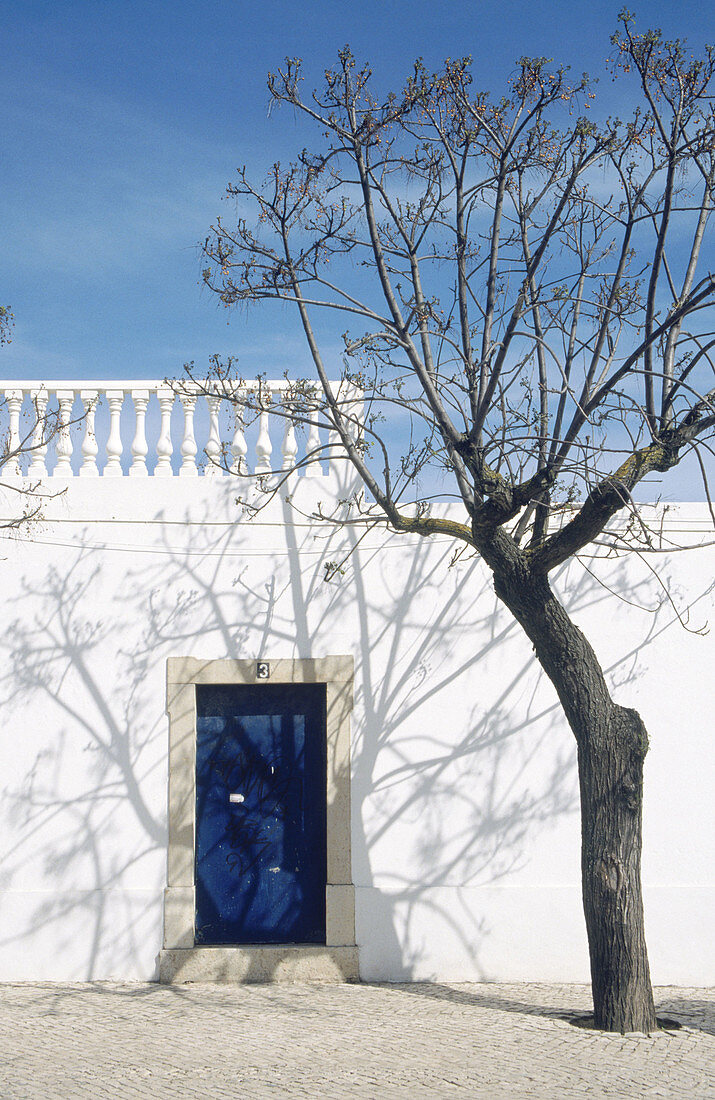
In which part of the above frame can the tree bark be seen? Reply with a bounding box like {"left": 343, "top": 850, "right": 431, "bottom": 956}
{"left": 489, "top": 554, "right": 657, "bottom": 1032}
{"left": 576, "top": 705, "right": 656, "bottom": 1031}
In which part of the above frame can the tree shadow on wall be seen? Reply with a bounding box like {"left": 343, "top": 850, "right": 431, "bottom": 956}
{"left": 138, "top": 496, "right": 583, "bottom": 979}
{"left": 280, "top": 506, "right": 712, "bottom": 982}
{"left": 127, "top": 493, "right": 695, "bottom": 982}
{"left": 0, "top": 548, "right": 166, "bottom": 978}
{"left": 0, "top": 487, "right": 709, "bottom": 983}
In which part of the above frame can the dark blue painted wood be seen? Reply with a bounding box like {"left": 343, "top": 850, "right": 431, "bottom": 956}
{"left": 195, "top": 683, "right": 326, "bottom": 944}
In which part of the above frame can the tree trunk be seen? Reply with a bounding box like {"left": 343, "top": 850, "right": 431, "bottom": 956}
{"left": 490, "top": 555, "right": 657, "bottom": 1032}
{"left": 577, "top": 705, "right": 656, "bottom": 1031}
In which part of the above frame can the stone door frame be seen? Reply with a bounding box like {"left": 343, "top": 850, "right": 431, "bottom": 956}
{"left": 160, "top": 656, "right": 358, "bottom": 982}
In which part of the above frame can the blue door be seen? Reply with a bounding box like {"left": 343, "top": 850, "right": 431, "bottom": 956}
{"left": 195, "top": 683, "right": 327, "bottom": 944}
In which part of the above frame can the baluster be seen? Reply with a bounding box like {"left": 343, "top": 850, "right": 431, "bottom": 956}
{"left": 3, "top": 389, "right": 24, "bottom": 477}
{"left": 155, "top": 388, "right": 175, "bottom": 477}
{"left": 28, "top": 388, "right": 49, "bottom": 478}
{"left": 255, "top": 408, "right": 272, "bottom": 474}
{"left": 305, "top": 409, "right": 323, "bottom": 475}
{"left": 53, "top": 389, "right": 75, "bottom": 477}
{"left": 328, "top": 419, "right": 342, "bottom": 478}
{"left": 79, "top": 390, "right": 99, "bottom": 477}
{"left": 281, "top": 410, "right": 298, "bottom": 470}
{"left": 346, "top": 384, "right": 363, "bottom": 444}
{"left": 204, "top": 393, "right": 223, "bottom": 477}
{"left": 105, "top": 390, "right": 125, "bottom": 477}
{"left": 344, "top": 385, "right": 363, "bottom": 486}
{"left": 129, "top": 389, "right": 149, "bottom": 477}
{"left": 343, "top": 384, "right": 363, "bottom": 480}
{"left": 179, "top": 393, "right": 198, "bottom": 476}
{"left": 230, "top": 397, "right": 248, "bottom": 476}
{"left": 328, "top": 381, "right": 351, "bottom": 477}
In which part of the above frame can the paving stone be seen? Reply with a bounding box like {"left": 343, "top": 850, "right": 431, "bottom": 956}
{"left": 0, "top": 982, "right": 712, "bottom": 1098}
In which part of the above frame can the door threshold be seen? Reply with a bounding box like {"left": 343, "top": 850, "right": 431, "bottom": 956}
{"left": 159, "top": 945, "right": 359, "bottom": 984}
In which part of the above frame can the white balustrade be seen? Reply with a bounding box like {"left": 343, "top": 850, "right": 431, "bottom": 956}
{"left": 129, "top": 390, "right": 149, "bottom": 477}
{"left": 53, "top": 390, "right": 75, "bottom": 478}
{"left": 346, "top": 384, "right": 364, "bottom": 446}
{"left": 27, "top": 388, "right": 49, "bottom": 478}
{"left": 204, "top": 394, "right": 223, "bottom": 477}
{"left": 255, "top": 409, "right": 272, "bottom": 475}
{"left": 0, "top": 379, "right": 356, "bottom": 481}
{"left": 79, "top": 391, "right": 99, "bottom": 477}
{"left": 179, "top": 393, "right": 198, "bottom": 477}
{"left": 281, "top": 415, "right": 298, "bottom": 470}
{"left": 105, "top": 390, "right": 125, "bottom": 477}
{"left": 230, "top": 399, "right": 248, "bottom": 476}
{"left": 155, "top": 388, "right": 174, "bottom": 477}
{"left": 327, "top": 380, "right": 360, "bottom": 476}
{"left": 306, "top": 409, "right": 323, "bottom": 472}
{"left": 3, "top": 390, "right": 23, "bottom": 477}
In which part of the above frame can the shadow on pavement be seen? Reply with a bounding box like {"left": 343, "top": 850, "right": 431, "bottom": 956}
{"left": 370, "top": 981, "right": 715, "bottom": 1034}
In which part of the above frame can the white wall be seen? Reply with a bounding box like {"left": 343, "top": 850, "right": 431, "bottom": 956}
{"left": 0, "top": 477, "right": 712, "bottom": 983}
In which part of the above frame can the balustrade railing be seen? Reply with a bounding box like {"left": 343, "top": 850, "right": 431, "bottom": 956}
{"left": 0, "top": 380, "right": 361, "bottom": 480}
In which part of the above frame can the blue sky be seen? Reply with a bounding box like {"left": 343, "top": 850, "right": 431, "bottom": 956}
{"left": 2, "top": 0, "right": 712, "bottom": 388}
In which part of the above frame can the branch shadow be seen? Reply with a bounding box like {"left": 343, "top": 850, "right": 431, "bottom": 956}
{"left": 0, "top": 481, "right": 704, "bottom": 985}
{"left": 0, "top": 547, "right": 166, "bottom": 978}
{"left": 363, "top": 981, "right": 715, "bottom": 1034}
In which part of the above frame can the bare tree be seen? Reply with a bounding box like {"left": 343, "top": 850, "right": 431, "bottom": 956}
{"left": 197, "top": 13, "right": 715, "bottom": 1032}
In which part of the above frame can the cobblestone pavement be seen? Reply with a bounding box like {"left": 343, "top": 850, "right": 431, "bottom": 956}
{"left": 0, "top": 982, "right": 712, "bottom": 1099}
